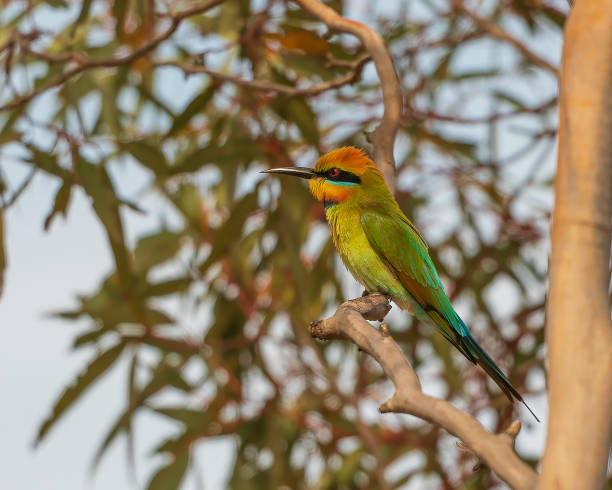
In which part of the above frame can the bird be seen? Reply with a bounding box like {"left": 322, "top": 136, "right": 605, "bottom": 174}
{"left": 262, "top": 146, "right": 538, "bottom": 422}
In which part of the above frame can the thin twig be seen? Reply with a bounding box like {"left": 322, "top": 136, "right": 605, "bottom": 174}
{"left": 1, "top": 167, "right": 37, "bottom": 210}
{"left": 292, "top": 0, "right": 402, "bottom": 190}
{"left": 0, "top": 0, "right": 227, "bottom": 112}
{"left": 449, "top": 0, "right": 559, "bottom": 77}
{"left": 405, "top": 96, "right": 558, "bottom": 125}
{"left": 154, "top": 53, "right": 370, "bottom": 97}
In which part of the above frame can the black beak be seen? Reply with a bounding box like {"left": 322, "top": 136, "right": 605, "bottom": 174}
{"left": 260, "top": 166, "right": 316, "bottom": 180}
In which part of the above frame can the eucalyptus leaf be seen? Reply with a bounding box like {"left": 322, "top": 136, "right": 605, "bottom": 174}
{"left": 146, "top": 453, "right": 189, "bottom": 490}
{"left": 36, "top": 342, "right": 126, "bottom": 444}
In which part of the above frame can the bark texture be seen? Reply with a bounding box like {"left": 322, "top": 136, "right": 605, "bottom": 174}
{"left": 310, "top": 294, "right": 538, "bottom": 490}
{"left": 539, "top": 2, "right": 612, "bottom": 488}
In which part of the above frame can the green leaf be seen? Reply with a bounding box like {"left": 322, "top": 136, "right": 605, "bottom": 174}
{"left": 122, "top": 140, "right": 169, "bottom": 175}
{"left": 153, "top": 407, "right": 209, "bottom": 429}
{"left": 166, "top": 183, "right": 201, "bottom": 227}
{"left": 274, "top": 97, "right": 319, "bottom": 146}
{"left": 199, "top": 191, "right": 258, "bottom": 274}
{"left": 0, "top": 110, "right": 20, "bottom": 138}
{"left": 113, "top": 0, "right": 128, "bottom": 37}
{"left": 0, "top": 130, "right": 21, "bottom": 145}
{"left": 45, "top": 0, "right": 69, "bottom": 8}
{"left": 75, "top": 0, "right": 93, "bottom": 24}
{"left": 287, "top": 98, "right": 319, "bottom": 146}
{"left": 93, "top": 355, "right": 193, "bottom": 469}
{"left": 53, "top": 273, "right": 175, "bottom": 328}
{"left": 455, "top": 69, "right": 499, "bottom": 80}
{"left": 44, "top": 182, "right": 72, "bottom": 231}
{"left": 279, "top": 52, "right": 332, "bottom": 79}
{"left": 146, "top": 453, "right": 189, "bottom": 490}
{"left": 542, "top": 7, "right": 566, "bottom": 29}
{"left": 143, "top": 277, "right": 192, "bottom": 297}
{"left": 136, "top": 84, "right": 175, "bottom": 117}
{"left": 0, "top": 211, "right": 5, "bottom": 297}
{"left": 174, "top": 140, "right": 262, "bottom": 174}
{"left": 141, "top": 358, "right": 193, "bottom": 397}
{"left": 493, "top": 90, "right": 527, "bottom": 109}
{"left": 142, "top": 307, "right": 175, "bottom": 326}
{"left": 206, "top": 294, "right": 245, "bottom": 341}
{"left": 99, "top": 79, "right": 122, "bottom": 137}
{"left": 167, "top": 84, "right": 216, "bottom": 137}
{"left": 26, "top": 145, "right": 72, "bottom": 180}
{"left": 90, "top": 351, "right": 139, "bottom": 471}
{"left": 133, "top": 230, "right": 183, "bottom": 274}
{"left": 337, "top": 448, "right": 364, "bottom": 484}
{"left": 189, "top": 1, "right": 242, "bottom": 40}
{"left": 74, "top": 153, "right": 132, "bottom": 293}
{"left": 36, "top": 342, "right": 126, "bottom": 444}
{"left": 432, "top": 52, "right": 452, "bottom": 80}
{"left": 72, "top": 327, "right": 111, "bottom": 348}
{"left": 91, "top": 409, "right": 130, "bottom": 471}
{"left": 126, "top": 351, "right": 138, "bottom": 466}
{"left": 74, "top": 155, "right": 124, "bottom": 244}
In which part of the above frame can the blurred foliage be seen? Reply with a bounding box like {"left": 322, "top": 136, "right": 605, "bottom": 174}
{"left": 0, "top": 0, "right": 569, "bottom": 488}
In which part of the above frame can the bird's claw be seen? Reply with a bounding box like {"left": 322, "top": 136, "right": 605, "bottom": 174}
{"left": 362, "top": 290, "right": 391, "bottom": 302}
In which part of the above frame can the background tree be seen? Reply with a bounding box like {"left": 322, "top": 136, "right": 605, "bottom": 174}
{"left": 2, "top": 0, "right": 608, "bottom": 489}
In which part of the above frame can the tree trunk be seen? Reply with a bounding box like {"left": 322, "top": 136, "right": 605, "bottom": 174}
{"left": 539, "top": 1, "right": 612, "bottom": 489}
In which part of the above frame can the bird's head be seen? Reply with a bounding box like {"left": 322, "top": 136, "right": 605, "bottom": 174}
{"left": 262, "top": 146, "right": 391, "bottom": 208}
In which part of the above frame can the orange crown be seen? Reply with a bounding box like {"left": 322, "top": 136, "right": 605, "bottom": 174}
{"left": 313, "top": 147, "right": 378, "bottom": 176}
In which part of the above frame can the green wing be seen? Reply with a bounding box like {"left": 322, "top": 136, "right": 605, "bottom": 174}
{"left": 361, "top": 210, "right": 539, "bottom": 418}
{"left": 361, "top": 210, "right": 470, "bottom": 348}
{"left": 361, "top": 211, "right": 437, "bottom": 287}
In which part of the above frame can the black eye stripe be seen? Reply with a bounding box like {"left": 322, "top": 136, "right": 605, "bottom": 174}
{"left": 319, "top": 168, "right": 361, "bottom": 184}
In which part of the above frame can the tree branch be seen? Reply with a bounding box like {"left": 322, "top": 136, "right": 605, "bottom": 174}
{"left": 0, "top": 0, "right": 227, "bottom": 112}
{"left": 310, "top": 294, "right": 538, "bottom": 490}
{"left": 449, "top": 0, "right": 559, "bottom": 77}
{"left": 404, "top": 96, "right": 557, "bottom": 125}
{"left": 292, "top": 0, "right": 401, "bottom": 190}
{"left": 539, "top": 2, "right": 612, "bottom": 489}
{"left": 154, "top": 53, "right": 370, "bottom": 97}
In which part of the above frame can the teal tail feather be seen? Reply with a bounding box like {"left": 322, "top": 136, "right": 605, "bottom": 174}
{"left": 422, "top": 303, "right": 540, "bottom": 422}
{"left": 457, "top": 323, "right": 540, "bottom": 423}
{"left": 441, "top": 311, "right": 540, "bottom": 422}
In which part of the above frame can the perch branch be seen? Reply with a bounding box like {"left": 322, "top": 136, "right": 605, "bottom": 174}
{"left": 292, "top": 0, "right": 402, "bottom": 190}
{"left": 310, "top": 294, "right": 538, "bottom": 490}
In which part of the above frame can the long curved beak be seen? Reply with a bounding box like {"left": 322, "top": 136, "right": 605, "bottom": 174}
{"left": 261, "top": 166, "right": 316, "bottom": 180}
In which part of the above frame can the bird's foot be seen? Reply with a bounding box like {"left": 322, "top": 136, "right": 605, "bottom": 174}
{"left": 362, "top": 290, "right": 391, "bottom": 302}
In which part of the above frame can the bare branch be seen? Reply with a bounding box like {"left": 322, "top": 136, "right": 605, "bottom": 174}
{"left": 405, "top": 96, "right": 558, "bottom": 125}
{"left": 0, "top": 0, "right": 227, "bottom": 112}
{"left": 449, "top": 0, "right": 559, "bottom": 77}
{"left": 154, "top": 53, "right": 370, "bottom": 97}
{"left": 310, "top": 294, "right": 538, "bottom": 490}
{"left": 292, "top": 0, "right": 402, "bottom": 190}
{"left": 457, "top": 420, "right": 522, "bottom": 472}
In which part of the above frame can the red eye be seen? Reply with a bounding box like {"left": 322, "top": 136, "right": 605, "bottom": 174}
{"left": 328, "top": 168, "right": 340, "bottom": 178}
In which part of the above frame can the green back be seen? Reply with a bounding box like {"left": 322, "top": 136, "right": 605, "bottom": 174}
{"left": 361, "top": 209, "right": 471, "bottom": 347}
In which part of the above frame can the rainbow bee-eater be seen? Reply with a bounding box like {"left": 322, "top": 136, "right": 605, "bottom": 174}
{"left": 263, "top": 146, "right": 538, "bottom": 421}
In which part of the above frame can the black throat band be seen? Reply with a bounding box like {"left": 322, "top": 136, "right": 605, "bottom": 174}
{"left": 323, "top": 199, "right": 339, "bottom": 209}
